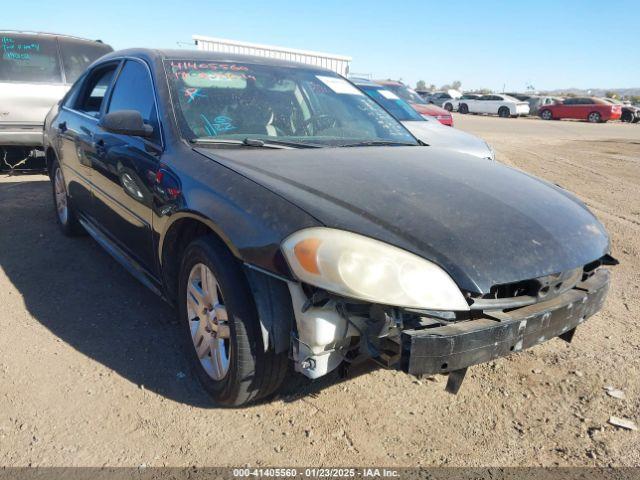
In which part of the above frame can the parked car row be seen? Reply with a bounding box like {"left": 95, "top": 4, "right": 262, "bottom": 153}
{"left": 351, "top": 78, "right": 494, "bottom": 159}
{"left": 374, "top": 81, "right": 454, "bottom": 126}
{"left": 420, "top": 88, "right": 638, "bottom": 123}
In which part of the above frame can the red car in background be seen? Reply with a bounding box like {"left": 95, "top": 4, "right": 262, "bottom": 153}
{"left": 539, "top": 97, "right": 622, "bottom": 123}
{"left": 375, "top": 80, "right": 454, "bottom": 126}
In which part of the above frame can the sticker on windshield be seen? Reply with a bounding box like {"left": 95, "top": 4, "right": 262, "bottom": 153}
{"left": 316, "top": 76, "right": 363, "bottom": 96}
{"left": 379, "top": 89, "right": 399, "bottom": 100}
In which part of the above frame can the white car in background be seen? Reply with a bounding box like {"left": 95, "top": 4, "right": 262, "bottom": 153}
{"left": 443, "top": 93, "right": 481, "bottom": 112}
{"left": 457, "top": 94, "right": 530, "bottom": 117}
{"left": 352, "top": 78, "right": 495, "bottom": 160}
{"left": 0, "top": 31, "right": 112, "bottom": 171}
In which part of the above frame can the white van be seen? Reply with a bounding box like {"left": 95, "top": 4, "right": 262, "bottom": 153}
{"left": 0, "top": 31, "right": 112, "bottom": 171}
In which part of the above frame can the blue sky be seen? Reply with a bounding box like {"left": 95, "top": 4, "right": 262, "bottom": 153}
{"left": 6, "top": 0, "right": 639, "bottom": 91}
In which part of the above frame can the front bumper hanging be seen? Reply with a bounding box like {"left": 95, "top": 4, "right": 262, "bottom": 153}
{"left": 401, "top": 269, "right": 610, "bottom": 390}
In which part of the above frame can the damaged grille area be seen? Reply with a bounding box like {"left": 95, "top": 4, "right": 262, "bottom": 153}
{"left": 466, "top": 255, "right": 617, "bottom": 311}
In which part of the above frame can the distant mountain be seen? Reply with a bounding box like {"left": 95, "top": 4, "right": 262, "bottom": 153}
{"left": 538, "top": 87, "right": 640, "bottom": 98}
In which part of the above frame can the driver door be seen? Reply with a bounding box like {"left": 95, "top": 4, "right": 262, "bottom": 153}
{"left": 88, "top": 59, "right": 163, "bottom": 275}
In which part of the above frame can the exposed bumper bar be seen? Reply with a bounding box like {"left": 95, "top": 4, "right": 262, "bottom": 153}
{"left": 401, "top": 269, "right": 610, "bottom": 376}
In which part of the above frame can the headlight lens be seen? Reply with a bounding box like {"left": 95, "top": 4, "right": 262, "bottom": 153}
{"left": 281, "top": 228, "right": 469, "bottom": 311}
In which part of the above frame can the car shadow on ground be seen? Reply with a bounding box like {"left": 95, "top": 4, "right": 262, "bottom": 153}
{"left": 0, "top": 177, "right": 374, "bottom": 408}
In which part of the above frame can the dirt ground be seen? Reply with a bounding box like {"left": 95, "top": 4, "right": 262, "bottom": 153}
{"left": 0, "top": 115, "right": 638, "bottom": 468}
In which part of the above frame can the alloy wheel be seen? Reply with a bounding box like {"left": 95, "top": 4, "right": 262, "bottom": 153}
{"left": 54, "top": 167, "right": 68, "bottom": 225}
{"left": 186, "top": 262, "right": 231, "bottom": 380}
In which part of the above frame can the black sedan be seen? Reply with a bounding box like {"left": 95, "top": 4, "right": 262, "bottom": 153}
{"left": 43, "top": 49, "right": 615, "bottom": 406}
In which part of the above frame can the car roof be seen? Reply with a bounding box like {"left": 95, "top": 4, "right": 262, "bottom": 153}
{"left": 97, "top": 48, "right": 334, "bottom": 72}
{"left": 375, "top": 80, "right": 404, "bottom": 86}
{"left": 349, "top": 77, "right": 381, "bottom": 87}
{"left": 0, "top": 30, "right": 107, "bottom": 44}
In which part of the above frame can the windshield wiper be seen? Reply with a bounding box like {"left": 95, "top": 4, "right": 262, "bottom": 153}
{"left": 243, "top": 137, "right": 323, "bottom": 148}
{"left": 340, "top": 140, "right": 419, "bottom": 148}
{"left": 190, "top": 137, "right": 321, "bottom": 149}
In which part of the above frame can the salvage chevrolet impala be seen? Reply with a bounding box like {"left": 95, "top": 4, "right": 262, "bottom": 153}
{"left": 43, "top": 49, "right": 616, "bottom": 406}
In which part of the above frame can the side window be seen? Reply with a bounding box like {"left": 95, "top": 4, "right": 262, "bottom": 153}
{"left": 62, "top": 72, "right": 87, "bottom": 108}
{"left": 107, "top": 59, "right": 160, "bottom": 143}
{"left": 74, "top": 64, "right": 117, "bottom": 116}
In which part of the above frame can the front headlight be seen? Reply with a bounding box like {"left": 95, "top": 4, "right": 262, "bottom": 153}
{"left": 281, "top": 228, "right": 469, "bottom": 311}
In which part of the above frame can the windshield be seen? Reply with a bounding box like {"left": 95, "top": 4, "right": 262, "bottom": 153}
{"left": 59, "top": 38, "right": 112, "bottom": 83}
{"left": 360, "top": 86, "right": 425, "bottom": 122}
{"left": 0, "top": 33, "right": 62, "bottom": 83}
{"left": 383, "top": 84, "right": 427, "bottom": 104}
{"left": 165, "top": 60, "right": 417, "bottom": 147}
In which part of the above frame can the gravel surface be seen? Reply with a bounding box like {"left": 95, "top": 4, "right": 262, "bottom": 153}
{"left": 0, "top": 115, "right": 638, "bottom": 467}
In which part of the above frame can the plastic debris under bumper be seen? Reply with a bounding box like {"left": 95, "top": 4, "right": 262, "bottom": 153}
{"left": 401, "top": 269, "right": 610, "bottom": 377}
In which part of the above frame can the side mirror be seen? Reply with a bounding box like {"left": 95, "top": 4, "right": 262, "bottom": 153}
{"left": 99, "top": 110, "right": 153, "bottom": 137}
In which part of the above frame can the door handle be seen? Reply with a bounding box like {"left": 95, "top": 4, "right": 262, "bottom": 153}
{"left": 57, "top": 121, "right": 67, "bottom": 132}
{"left": 92, "top": 138, "right": 105, "bottom": 153}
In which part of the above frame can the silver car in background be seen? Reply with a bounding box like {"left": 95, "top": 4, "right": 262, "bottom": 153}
{"left": 352, "top": 78, "right": 494, "bottom": 160}
{"left": 0, "top": 31, "right": 112, "bottom": 171}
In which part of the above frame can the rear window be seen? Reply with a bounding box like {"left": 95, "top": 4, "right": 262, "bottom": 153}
{"left": 0, "top": 34, "right": 62, "bottom": 83}
{"left": 59, "top": 38, "right": 112, "bottom": 83}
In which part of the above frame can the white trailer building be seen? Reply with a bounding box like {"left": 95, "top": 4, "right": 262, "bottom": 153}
{"left": 192, "top": 35, "right": 352, "bottom": 77}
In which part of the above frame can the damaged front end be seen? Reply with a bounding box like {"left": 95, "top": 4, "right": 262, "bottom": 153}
{"left": 249, "top": 256, "right": 614, "bottom": 394}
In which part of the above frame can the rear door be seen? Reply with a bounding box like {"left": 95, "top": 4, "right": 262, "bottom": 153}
{"left": 89, "top": 58, "right": 162, "bottom": 274}
{"left": 474, "top": 96, "right": 491, "bottom": 113}
{"left": 56, "top": 62, "right": 120, "bottom": 216}
{"left": 578, "top": 98, "right": 597, "bottom": 119}
{"left": 559, "top": 98, "right": 580, "bottom": 118}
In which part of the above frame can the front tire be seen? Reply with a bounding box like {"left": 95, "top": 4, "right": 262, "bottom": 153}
{"left": 51, "top": 159, "right": 83, "bottom": 236}
{"left": 587, "top": 111, "right": 602, "bottom": 123}
{"left": 620, "top": 110, "right": 633, "bottom": 123}
{"left": 178, "top": 235, "right": 288, "bottom": 406}
{"left": 444, "top": 102, "right": 453, "bottom": 112}
{"left": 459, "top": 103, "right": 469, "bottom": 114}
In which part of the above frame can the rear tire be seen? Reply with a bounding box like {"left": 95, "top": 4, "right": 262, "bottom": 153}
{"left": 178, "top": 235, "right": 288, "bottom": 406}
{"left": 51, "top": 159, "right": 83, "bottom": 236}
{"left": 498, "top": 106, "right": 511, "bottom": 118}
{"left": 540, "top": 109, "right": 553, "bottom": 120}
{"left": 459, "top": 103, "right": 469, "bottom": 114}
{"left": 587, "top": 111, "right": 602, "bottom": 123}
{"left": 444, "top": 102, "right": 453, "bottom": 112}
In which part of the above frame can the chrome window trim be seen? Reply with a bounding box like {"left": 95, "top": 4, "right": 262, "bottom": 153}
{"left": 62, "top": 56, "right": 165, "bottom": 150}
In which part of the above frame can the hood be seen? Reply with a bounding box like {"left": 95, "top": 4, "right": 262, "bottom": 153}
{"left": 402, "top": 121, "right": 493, "bottom": 159}
{"left": 196, "top": 146, "right": 610, "bottom": 294}
{"left": 411, "top": 103, "right": 449, "bottom": 116}
{"left": 0, "top": 83, "right": 68, "bottom": 124}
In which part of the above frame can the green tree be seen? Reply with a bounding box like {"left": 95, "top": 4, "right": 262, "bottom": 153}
{"left": 451, "top": 80, "right": 462, "bottom": 91}
{"left": 416, "top": 80, "right": 427, "bottom": 90}
{"left": 604, "top": 91, "right": 618, "bottom": 99}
